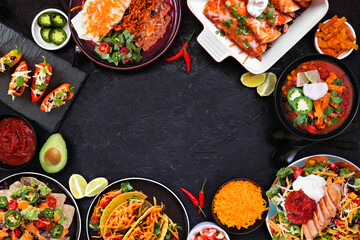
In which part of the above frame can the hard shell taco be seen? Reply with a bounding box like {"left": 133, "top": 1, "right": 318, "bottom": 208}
{"left": 267, "top": 156, "right": 360, "bottom": 240}
{"left": 0, "top": 176, "right": 74, "bottom": 240}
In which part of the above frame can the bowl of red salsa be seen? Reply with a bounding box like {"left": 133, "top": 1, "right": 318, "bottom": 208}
{"left": 275, "top": 54, "right": 359, "bottom": 141}
{"left": 0, "top": 115, "right": 37, "bottom": 170}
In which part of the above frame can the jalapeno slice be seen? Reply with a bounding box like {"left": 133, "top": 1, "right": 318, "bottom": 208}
{"left": 287, "top": 224, "right": 301, "bottom": 237}
{"left": 111, "top": 51, "right": 122, "bottom": 62}
{"left": 5, "top": 210, "right": 22, "bottom": 227}
{"left": 44, "top": 208, "right": 54, "bottom": 218}
{"left": 21, "top": 189, "right": 38, "bottom": 204}
{"left": 50, "top": 224, "right": 64, "bottom": 239}
{"left": 0, "top": 196, "right": 8, "bottom": 208}
{"left": 4, "top": 237, "right": 12, "bottom": 240}
{"left": 112, "top": 32, "right": 124, "bottom": 45}
{"left": 287, "top": 88, "right": 304, "bottom": 106}
{"left": 293, "top": 96, "right": 313, "bottom": 115}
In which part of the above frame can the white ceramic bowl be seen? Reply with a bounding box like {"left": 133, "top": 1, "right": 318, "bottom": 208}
{"left": 314, "top": 19, "right": 356, "bottom": 59}
{"left": 187, "top": 222, "right": 231, "bottom": 240}
{"left": 31, "top": 8, "right": 71, "bottom": 50}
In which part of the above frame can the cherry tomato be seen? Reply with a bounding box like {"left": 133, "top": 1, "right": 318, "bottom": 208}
{"left": 334, "top": 219, "right": 344, "bottom": 226}
{"left": 329, "top": 163, "right": 339, "bottom": 171}
{"left": 33, "top": 220, "right": 45, "bottom": 228}
{"left": 41, "top": 218, "right": 50, "bottom": 230}
{"left": 294, "top": 168, "right": 304, "bottom": 180}
{"left": 120, "top": 47, "right": 130, "bottom": 55}
{"left": 8, "top": 199, "right": 18, "bottom": 210}
{"left": 97, "top": 42, "right": 110, "bottom": 54}
{"left": 123, "top": 58, "right": 130, "bottom": 63}
{"left": 47, "top": 197, "right": 57, "bottom": 208}
{"left": 354, "top": 196, "right": 360, "bottom": 206}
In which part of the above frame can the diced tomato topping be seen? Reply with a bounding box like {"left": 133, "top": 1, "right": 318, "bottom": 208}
{"left": 334, "top": 219, "right": 344, "bottom": 226}
{"left": 100, "top": 197, "right": 112, "bottom": 209}
{"left": 329, "top": 163, "right": 338, "bottom": 171}
{"left": 123, "top": 58, "right": 130, "bottom": 63}
{"left": 320, "top": 70, "right": 329, "bottom": 79}
{"left": 47, "top": 197, "right": 57, "bottom": 208}
{"left": 8, "top": 199, "right": 18, "bottom": 210}
{"left": 14, "top": 229, "right": 21, "bottom": 238}
{"left": 121, "top": 47, "right": 130, "bottom": 55}
{"left": 354, "top": 196, "right": 360, "bottom": 206}
{"left": 294, "top": 168, "right": 305, "bottom": 180}
{"left": 33, "top": 220, "right": 45, "bottom": 228}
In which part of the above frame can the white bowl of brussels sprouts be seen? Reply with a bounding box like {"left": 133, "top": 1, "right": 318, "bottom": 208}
{"left": 31, "top": 8, "right": 71, "bottom": 50}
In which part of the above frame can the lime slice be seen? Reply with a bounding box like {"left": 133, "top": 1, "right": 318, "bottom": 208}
{"left": 257, "top": 72, "right": 277, "bottom": 97}
{"left": 69, "top": 174, "right": 87, "bottom": 199}
{"left": 296, "top": 72, "right": 308, "bottom": 87}
{"left": 304, "top": 70, "right": 320, "bottom": 83}
{"left": 240, "top": 72, "right": 266, "bottom": 88}
{"left": 85, "top": 177, "right": 108, "bottom": 197}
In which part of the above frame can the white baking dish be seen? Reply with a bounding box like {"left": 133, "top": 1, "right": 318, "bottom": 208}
{"left": 187, "top": 0, "right": 329, "bottom": 74}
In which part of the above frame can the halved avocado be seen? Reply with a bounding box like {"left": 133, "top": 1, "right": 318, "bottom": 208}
{"left": 39, "top": 133, "right": 67, "bottom": 173}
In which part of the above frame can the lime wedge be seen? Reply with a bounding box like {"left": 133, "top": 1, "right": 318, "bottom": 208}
{"left": 69, "top": 174, "right": 87, "bottom": 199}
{"left": 257, "top": 72, "right": 277, "bottom": 97}
{"left": 85, "top": 177, "right": 108, "bottom": 197}
{"left": 297, "top": 72, "right": 308, "bottom": 87}
{"left": 304, "top": 70, "right": 321, "bottom": 83}
{"left": 240, "top": 72, "right": 266, "bottom": 88}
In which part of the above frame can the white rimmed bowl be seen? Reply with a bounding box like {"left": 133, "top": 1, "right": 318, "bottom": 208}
{"left": 314, "top": 19, "right": 356, "bottom": 59}
{"left": 31, "top": 8, "right": 71, "bottom": 50}
{"left": 187, "top": 222, "right": 230, "bottom": 240}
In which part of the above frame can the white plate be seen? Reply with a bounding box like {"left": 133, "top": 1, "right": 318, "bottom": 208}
{"left": 265, "top": 154, "right": 360, "bottom": 237}
{"left": 187, "top": 0, "right": 329, "bottom": 74}
{"left": 31, "top": 8, "right": 71, "bottom": 50}
{"left": 314, "top": 19, "right": 357, "bottom": 59}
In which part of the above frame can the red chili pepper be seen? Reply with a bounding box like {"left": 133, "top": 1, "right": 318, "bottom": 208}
{"left": 183, "top": 45, "right": 191, "bottom": 73}
{"left": 166, "top": 30, "right": 195, "bottom": 61}
{"left": 198, "top": 179, "right": 206, "bottom": 215}
{"left": 180, "top": 187, "right": 206, "bottom": 217}
{"left": 98, "top": 42, "right": 110, "bottom": 54}
{"left": 31, "top": 56, "right": 52, "bottom": 102}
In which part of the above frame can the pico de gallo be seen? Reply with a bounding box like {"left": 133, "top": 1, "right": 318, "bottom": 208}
{"left": 281, "top": 60, "right": 352, "bottom": 135}
{"left": 267, "top": 156, "right": 360, "bottom": 240}
{"left": 0, "top": 177, "right": 74, "bottom": 240}
{"left": 190, "top": 227, "right": 227, "bottom": 240}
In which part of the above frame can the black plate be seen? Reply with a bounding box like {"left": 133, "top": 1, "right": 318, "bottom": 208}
{"left": 86, "top": 177, "right": 190, "bottom": 240}
{"left": 274, "top": 54, "right": 360, "bottom": 141}
{"left": 0, "top": 172, "right": 81, "bottom": 240}
{"left": 211, "top": 178, "right": 269, "bottom": 235}
{"left": 0, "top": 23, "right": 87, "bottom": 132}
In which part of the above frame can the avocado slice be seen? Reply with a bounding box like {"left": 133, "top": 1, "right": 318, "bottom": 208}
{"left": 39, "top": 133, "right": 67, "bottom": 173}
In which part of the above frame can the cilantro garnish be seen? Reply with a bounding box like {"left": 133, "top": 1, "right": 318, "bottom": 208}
{"left": 243, "top": 39, "right": 250, "bottom": 48}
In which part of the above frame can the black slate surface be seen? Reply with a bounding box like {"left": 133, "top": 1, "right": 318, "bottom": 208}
{"left": 0, "top": 23, "right": 87, "bottom": 132}
{"left": 0, "top": 1, "right": 360, "bottom": 240}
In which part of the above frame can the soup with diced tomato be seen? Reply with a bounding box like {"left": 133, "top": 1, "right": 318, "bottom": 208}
{"left": 281, "top": 60, "right": 353, "bottom": 135}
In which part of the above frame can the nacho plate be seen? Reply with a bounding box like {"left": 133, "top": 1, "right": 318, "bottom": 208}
{"left": 0, "top": 172, "right": 81, "bottom": 240}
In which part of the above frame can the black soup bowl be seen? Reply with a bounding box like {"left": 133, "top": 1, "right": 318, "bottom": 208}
{"left": 274, "top": 54, "right": 359, "bottom": 141}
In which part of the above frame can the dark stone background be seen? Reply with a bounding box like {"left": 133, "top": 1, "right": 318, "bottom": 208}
{"left": 0, "top": 0, "right": 359, "bottom": 239}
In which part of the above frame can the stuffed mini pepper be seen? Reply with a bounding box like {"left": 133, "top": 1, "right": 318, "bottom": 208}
{"left": 8, "top": 61, "right": 31, "bottom": 100}
{"left": 40, "top": 83, "right": 74, "bottom": 112}
{"left": 0, "top": 47, "right": 22, "bottom": 72}
{"left": 31, "top": 56, "right": 52, "bottom": 102}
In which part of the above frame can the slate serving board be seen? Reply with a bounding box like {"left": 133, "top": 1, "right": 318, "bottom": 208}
{"left": 0, "top": 23, "right": 87, "bottom": 132}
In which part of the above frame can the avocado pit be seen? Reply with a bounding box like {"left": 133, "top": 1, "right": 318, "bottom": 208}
{"left": 45, "top": 147, "right": 61, "bottom": 165}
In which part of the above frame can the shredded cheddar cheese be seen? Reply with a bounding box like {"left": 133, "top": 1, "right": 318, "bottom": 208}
{"left": 213, "top": 180, "right": 268, "bottom": 230}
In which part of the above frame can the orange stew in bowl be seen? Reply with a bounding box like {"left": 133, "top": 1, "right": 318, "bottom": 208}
{"left": 281, "top": 60, "right": 352, "bottom": 134}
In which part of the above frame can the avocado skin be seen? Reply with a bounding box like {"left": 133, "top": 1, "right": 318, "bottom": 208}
{"left": 39, "top": 133, "right": 67, "bottom": 173}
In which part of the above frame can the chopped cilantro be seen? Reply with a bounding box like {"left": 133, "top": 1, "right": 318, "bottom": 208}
{"left": 293, "top": 115, "right": 307, "bottom": 127}
{"left": 330, "top": 90, "right": 343, "bottom": 104}
{"left": 323, "top": 106, "right": 334, "bottom": 116}
{"left": 266, "top": 8, "right": 274, "bottom": 19}
{"left": 243, "top": 39, "right": 250, "bottom": 48}
{"left": 270, "top": 18, "right": 276, "bottom": 24}
{"left": 268, "top": 3, "right": 274, "bottom": 7}
{"left": 222, "top": 19, "right": 233, "bottom": 28}
{"left": 330, "top": 116, "right": 340, "bottom": 125}
{"left": 215, "top": 30, "right": 225, "bottom": 37}
{"left": 256, "top": 13, "right": 265, "bottom": 21}
{"left": 232, "top": 5, "right": 239, "bottom": 11}
{"left": 15, "top": 77, "right": 24, "bottom": 87}
{"left": 332, "top": 78, "right": 343, "bottom": 86}
{"left": 225, "top": 4, "right": 230, "bottom": 8}
{"left": 335, "top": 105, "right": 342, "bottom": 114}
{"left": 35, "top": 84, "right": 47, "bottom": 91}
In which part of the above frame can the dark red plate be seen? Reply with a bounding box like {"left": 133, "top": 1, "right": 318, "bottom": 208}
{"left": 68, "top": 0, "right": 181, "bottom": 70}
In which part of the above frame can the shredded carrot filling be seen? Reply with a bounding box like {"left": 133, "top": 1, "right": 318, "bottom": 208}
{"left": 213, "top": 180, "right": 268, "bottom": 230}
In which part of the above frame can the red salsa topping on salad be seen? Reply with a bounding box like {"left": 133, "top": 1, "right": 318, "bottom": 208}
{"left": 285, "top": 189, "right": 316, "bottom": 225}
{"left": 192, "top": 228, "right": 226, "bottom": 240}
{"left": 281, "top": 60, "right": 353, "bottom": 135}
{"left": 0, "top": 117, "right": 36, "bottom": 166}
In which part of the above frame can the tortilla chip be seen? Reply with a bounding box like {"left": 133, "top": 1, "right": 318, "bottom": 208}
{"left": 62, "top": 204, "right": 75, "bottom": 229}
{"left": 20, "top": 177, "right": 48, "bottom": 188}
{"left": 0, "top": 190, "right": 11, "bottom": 200}
{"left": 50, "top": 193, "right": 67, "bottom": 208}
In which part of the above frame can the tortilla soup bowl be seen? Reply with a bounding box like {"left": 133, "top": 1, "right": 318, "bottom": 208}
{"left": 0, "top": 114, "right": 37, "bottom": 171}
{"left": 211, "top": 178, "right": 269, "bottom": 235}
{"left": 274, "top": 54, "right": 359, "bottom": 141}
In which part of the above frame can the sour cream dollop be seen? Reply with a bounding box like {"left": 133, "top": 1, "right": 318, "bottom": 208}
{"left": 292, "top": 174, "right": 326, "bottom": 202}
{"left": 247, "top": 0, "right": 268, "bottom": 18}
{"left": 303, "top": 82, "right": 329, "bottom": 101}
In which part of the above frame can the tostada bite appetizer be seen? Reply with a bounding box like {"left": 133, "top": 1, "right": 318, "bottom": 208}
{"left": 267, "top": 156, "right": 360, "bottom": 239}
